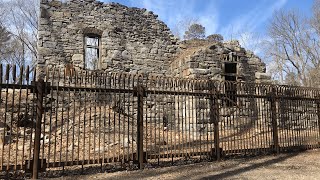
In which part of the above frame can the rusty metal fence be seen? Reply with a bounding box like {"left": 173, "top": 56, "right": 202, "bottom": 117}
{"left": 0, "top": 65, "right": 320, "bottom": 178}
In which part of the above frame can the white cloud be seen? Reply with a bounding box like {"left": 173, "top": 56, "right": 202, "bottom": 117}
{"left": 101, "top": 0, "right": 286, "bottom": 42}
{"left": 220, "top": 0, "right": 288, "bottom": 40}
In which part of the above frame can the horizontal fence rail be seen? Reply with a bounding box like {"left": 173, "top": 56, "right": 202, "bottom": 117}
{"left": 0, "top": 64, "right": 319, "bottom": 178}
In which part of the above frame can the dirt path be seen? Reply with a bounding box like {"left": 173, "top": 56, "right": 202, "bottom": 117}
{"left": 51, "top": 149, "right": 320, "bottom": 180}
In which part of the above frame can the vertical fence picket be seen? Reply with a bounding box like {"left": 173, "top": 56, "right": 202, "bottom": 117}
{"left": 317, "top": 98, "right": 320, "bottom": 142}
{"left": 0, "top": 64, "right": 3, "bottom": 172}
{"left": 134, "top": 84, "right": 146, "bottom": 169}
{"left": 209, "top": 81, "right": 220, "bottom": 160}
{"left": 15, "top": 66, "right": 23, "bottom": 172}
{"left": 4, "top": 65, "right": 9, "bottom": 174}
{"left": 32, "top": 79, "right": 45, "bottom": 179}
{"left": 270, "top": 87, "right": 279, "bottom": 154}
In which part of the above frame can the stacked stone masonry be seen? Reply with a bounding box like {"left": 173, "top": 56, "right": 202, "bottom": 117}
{"left": 37, "top": 0, "right": 271, "bottom": 135}
{"left": 170, "top": 40, "right": 269, "bottom": 82}
{"left": 38, "top": 0, "right": 178, "bottom": 77}
{"left": 38, "top": 0, "right": 270, "bottom": 83}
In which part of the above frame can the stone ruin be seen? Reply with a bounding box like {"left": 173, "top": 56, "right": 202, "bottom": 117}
{"left": 36, "top": 0, "right": 271, "bottom": 138}
{"left": 38, "top": 0, "right": 178, "bottom": 76}
{"left": 37, "top": 0, "right": 270, "bottom": 83}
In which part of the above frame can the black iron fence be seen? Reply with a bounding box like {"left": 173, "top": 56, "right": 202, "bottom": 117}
{"left": 0, "top": 65, "right": 320, "bottom": 179}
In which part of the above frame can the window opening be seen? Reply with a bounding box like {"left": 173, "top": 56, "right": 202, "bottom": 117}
{"left": 225, "top": 63, "right": 237, "bottom": 74}
{"left": 224, "top": 62, "right": 237, "bottom": 106}
{"left": 85, "top": 34, "right": 100, "bottom": 70}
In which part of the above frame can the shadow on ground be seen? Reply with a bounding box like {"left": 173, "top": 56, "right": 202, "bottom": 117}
{"left": 64, "top": 151, "right": 304, "bottom": 180}
{"left": 199, "top": 152, "right": 301, "bottom": 180}
{"left": 1, "top": 149, "right": 303, "bottom": 179}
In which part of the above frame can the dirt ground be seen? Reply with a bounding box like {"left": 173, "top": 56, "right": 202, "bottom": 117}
{"left": 49, "top": 149, "right": 320, "bottom": 180}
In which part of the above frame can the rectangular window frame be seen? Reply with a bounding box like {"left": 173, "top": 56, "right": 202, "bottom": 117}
{"left": 84, "top": 33, "right": 101, "bottom": 70}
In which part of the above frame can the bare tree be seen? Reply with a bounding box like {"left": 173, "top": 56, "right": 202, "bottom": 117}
{"left": 0, "top": 0, "right": 39, "bottom": 69}
{"left": 0, "top": 25, "right": 10, "bottom": 50}
{"left": 171, "top": 18, "right": 199, "bottom": 40}
{"left": 238, "top": 31, "right": 263, "bottom": 54}
{"left": 311, "top": 0, "right": 320, "bottom": 36}
{"left": 266, "top": 8, "right": 320, "bottom": 87}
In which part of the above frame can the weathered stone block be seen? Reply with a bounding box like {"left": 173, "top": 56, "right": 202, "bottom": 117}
{"left": 72, "top": 54, "right": 83, "bottom": 64}
{"left": 189, "top": 68, "right": 209, "bottom": 75}
{"left": 121, "top": 50, "right": 131, "bottom": 60}
{"left": 52, "top": 11, "right": 64, "bottom": 18}
{"left": 255, "top": 72, "right": 271, "bottom": 80}
{"left": 189, "top": 62, "right": 199, "bottom": 68}
{"left": 43, "top": 41, "right": 57, "bottom": 48}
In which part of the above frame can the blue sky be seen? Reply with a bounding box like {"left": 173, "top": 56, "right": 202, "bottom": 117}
{"left": 102, "top": 0, "right": 314, "bottom": 42}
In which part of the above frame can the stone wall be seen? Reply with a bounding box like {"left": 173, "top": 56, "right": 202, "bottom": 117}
{"left": 38, "top": 0, "right": 178, "bottom": 76}
{"left": 170, "top": 40, "right": 269, "bottom": 82}
{"left": 38, "top": 0, "right": 270, "bottom": 83}
{"left": 37, "top": 0, "right": 271, "bottom": 136}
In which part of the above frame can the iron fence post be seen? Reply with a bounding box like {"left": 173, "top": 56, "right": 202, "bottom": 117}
{"left": 32, "top": 79, "right": 45, "bottom": 179}
{"left": 317, "top": 98, "right": 320, "bottom": 142}
{"left": 270, "top": 87, "right": 279, "bottom": 154}
{"left": 210, "top": 81, "right": 220, "bottom": 160}
{"left": 134, "top": 85, "right": 146, "bottom": 169}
